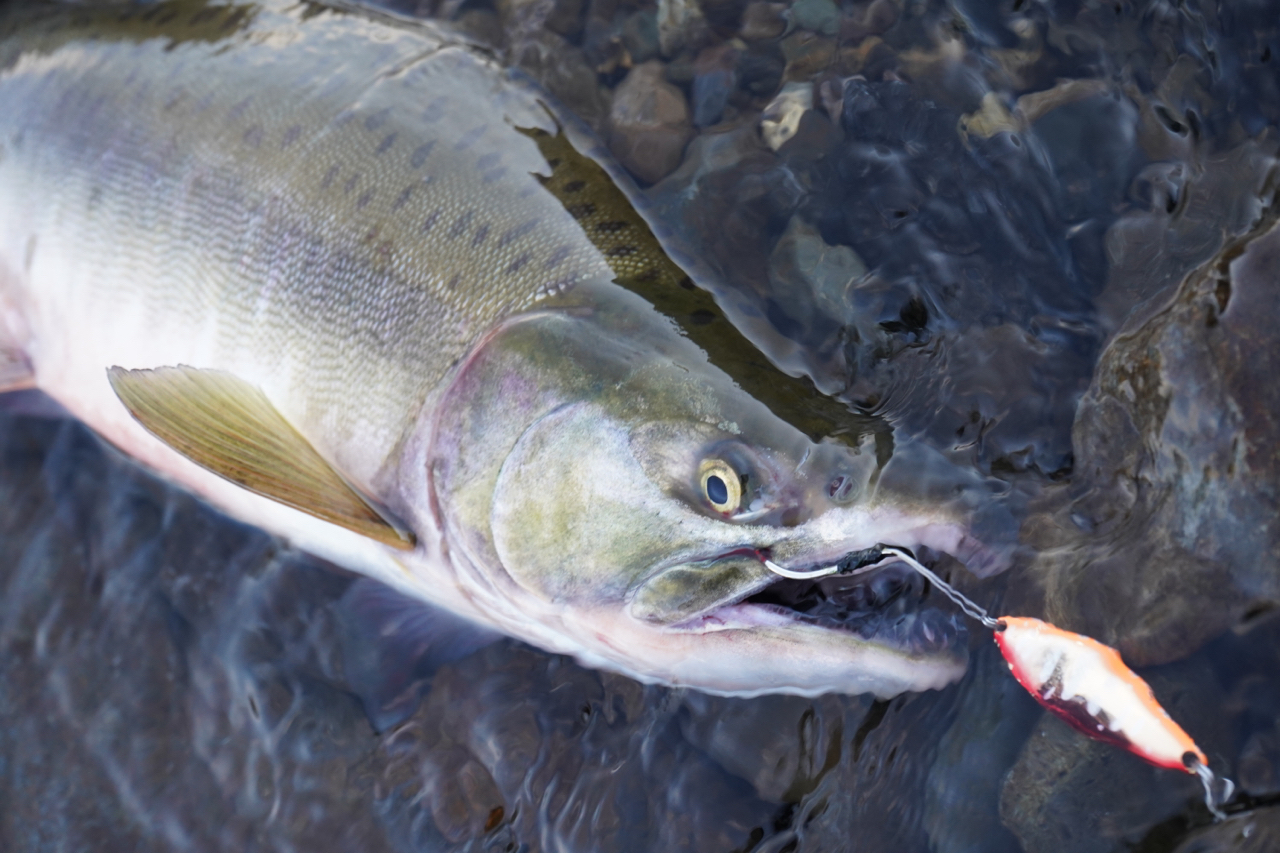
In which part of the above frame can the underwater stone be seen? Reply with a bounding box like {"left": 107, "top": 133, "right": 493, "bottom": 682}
{"left": 780, "top": 30, "right": 835, "bottom": 81}
{"left": 680, "top": 693, "right": 851, "bottom": 803}
{"left": 999, "top": 661, "right": 1222, "bottom": 853}
{"left": 767, "top": 214, "right": 865, "bottom": 320}
{"left": 788, "top": 0, "right": 840, "bottom": 36}
{"left": 1171, "top": 808, "right": 1280, "bottom": 853}
{"left": 607, "top": 61, "right": 694, "bottom": 183}
{"left": 656, "top": 0, "right": 706, "bottom": 57}
{"left": 692, "top": 43, "right": 738, "bottom": 126}
{"left": 619, "top": 10, "right": 660, "bottom": 63}
{"left": 739, "top": 1, "right": 786, "bottom": 40}
{"left": 453, "top": 9, "right": 504, "bottom": 47}
{"left": 736, "top": 45, "right": 785, "bottom": 97}
{"left": 498, "top": 0, "right": 585, "bottom": 40}
{"left": 510, "top": 29, "right": 608, "bottom": 130}
{"left": 760, "top": 81, "right": 814, "bottom": 150}
{"left": 1015, "top": 214, "right": 1280, "bottom": 666}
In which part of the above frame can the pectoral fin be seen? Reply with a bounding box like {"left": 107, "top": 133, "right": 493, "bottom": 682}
{"left": 107, "top": 365, "right": 415, "bottom": 550}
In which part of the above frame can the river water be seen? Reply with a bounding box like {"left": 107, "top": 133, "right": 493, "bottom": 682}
{"left": 2, "top": 0, "right": 1279, "bottom": 850}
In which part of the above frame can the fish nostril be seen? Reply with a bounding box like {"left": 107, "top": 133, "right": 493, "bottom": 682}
{"left": 828, "top": 474, "right": 856, "bottom": 502}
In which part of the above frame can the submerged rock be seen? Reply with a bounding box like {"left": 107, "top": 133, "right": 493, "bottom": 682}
{"left": 739, "top": 1, "right": 786, "bottom": 41}
{"left": 787, "top": 0, "right": 839, "bottom": 37}
{"left": 767, "top": 213, "right": 866, "bottom": 325}
{"left": 998, "top": 659, "right": 1226, "bottom": 853}
{"left": 691, "top": 42, "right": 738, "bottom": 127}
{"left": 607, "top": 60, "right": 694, "bottom": 183}
{"left": 656, "top": 0, "right": 706, "bottom": 57}
{"left": 619, "top": 10, "right": 660, "bottom": 64}
{"left": 509, "top": 28, "right": 608, "bottom": 130}
{"left": 1172, "top": 808, "right": 1280, "bottom": 853}
{"left": 760, "top": 80, "right": 814, "bottom": 150}
{"left": 680, "top": 692, "right": 859, "bottom": 804}
{"left": 1017, "top": 210, "right": 1280, "bottom": 665}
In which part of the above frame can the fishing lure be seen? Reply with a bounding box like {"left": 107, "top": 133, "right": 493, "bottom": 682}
{"left": 764, "top": 547, "right": 1235, "bottom": 820}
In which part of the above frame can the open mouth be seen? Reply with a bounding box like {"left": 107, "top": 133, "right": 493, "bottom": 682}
{"left": 733, "top": 555, "right": 967, "bottom": 654}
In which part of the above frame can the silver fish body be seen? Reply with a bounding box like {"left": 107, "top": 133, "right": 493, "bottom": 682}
{"left": 0, "top": 0, "right": 1007, "bottom": 697}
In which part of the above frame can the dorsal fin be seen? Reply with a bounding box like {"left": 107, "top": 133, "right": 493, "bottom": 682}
{"left": 107, "top": 365, "right": 414, "bottom": 550}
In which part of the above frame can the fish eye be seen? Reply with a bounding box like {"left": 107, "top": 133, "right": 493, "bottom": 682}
{"left": 699, "top": 459, "right": 742, "bottom": 513}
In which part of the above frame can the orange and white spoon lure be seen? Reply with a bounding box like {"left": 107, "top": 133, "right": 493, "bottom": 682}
{"left": 763, "top": 545, "right": 1235, "bottom": 820}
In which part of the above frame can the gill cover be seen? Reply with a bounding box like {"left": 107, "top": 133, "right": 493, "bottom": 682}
{"left": 490, "top": 400, "right": 825, "bottom": 619}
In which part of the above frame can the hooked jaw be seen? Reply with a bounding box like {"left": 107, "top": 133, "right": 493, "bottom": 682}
{"left": 616, "top": 509, "right": 993, "bottom": 697}
{"left": 582, "top": 586, "right": 970, "bottom": 698}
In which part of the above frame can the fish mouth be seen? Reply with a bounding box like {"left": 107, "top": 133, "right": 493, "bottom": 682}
{"left": 669, "top": 550, "right": 969, "bottom": 657}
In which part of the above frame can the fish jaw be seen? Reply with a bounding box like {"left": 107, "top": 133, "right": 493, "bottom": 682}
{"left": 618, "top": 607, "right": 971, "bottom": 699}
{"left": 562, "top": 601, "right": 968, "bottom": 698}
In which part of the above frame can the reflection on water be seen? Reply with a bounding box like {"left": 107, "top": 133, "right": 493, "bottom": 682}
{"left": 3, "top": 0, "right": 1280, "bottom": 850}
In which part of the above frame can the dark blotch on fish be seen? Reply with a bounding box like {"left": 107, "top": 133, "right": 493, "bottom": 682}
{"left": 391, "top": 184, "right": 416, "bottom": 211}
{"left": 422, "top": 97, "right": 446, "bottom": 122}
{"left": 448, "top": 211, "right": 474, "bottom": 239}
{"left": 499, "top": 219, "right": 539, "bottom": 247}
{"left": 364, "top": 108, "right": 389, "bottom": 131}
{"left": 409, "top": 141, "right": 435, "bottom": 168}
{"left": 454, "top": 124, "right": 485, "bottom": 150}
{"left": 544, "top": 245, "right": 570, "bottom": 268}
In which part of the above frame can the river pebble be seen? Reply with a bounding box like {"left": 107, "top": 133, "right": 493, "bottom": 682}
{"left": 607, "top": 60, "right": 694, "bottom": 183}
{"left": 787, "top": 0, "right": 839, "bottom": 36}
{"left": 740, "top": 1, "right": 786, "bottom": 41}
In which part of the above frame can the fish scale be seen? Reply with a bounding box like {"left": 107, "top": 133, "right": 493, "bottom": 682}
{"left": 0, "top": 0, "right": 611, "bottom": 488}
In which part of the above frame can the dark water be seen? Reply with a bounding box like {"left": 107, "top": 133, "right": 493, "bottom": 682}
{"left": 3, "top": 0, "right": 1280, "bottom": 850}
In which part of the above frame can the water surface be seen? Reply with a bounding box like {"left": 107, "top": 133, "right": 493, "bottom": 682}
{"left": 3, "top": 0, "right": 1280, "bottom": 850}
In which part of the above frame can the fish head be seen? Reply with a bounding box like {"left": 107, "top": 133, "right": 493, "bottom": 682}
{"left": 424, "top": 284, "right": 1015, "bottom": 697}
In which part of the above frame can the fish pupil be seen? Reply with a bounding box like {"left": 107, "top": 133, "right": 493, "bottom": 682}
{"left": 706, "top": 475, "right": 728, "bottom": 505}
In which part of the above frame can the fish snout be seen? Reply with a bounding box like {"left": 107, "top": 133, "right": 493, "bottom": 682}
{"left": 870, "top": 441, "right": 1019, "bottom": 576}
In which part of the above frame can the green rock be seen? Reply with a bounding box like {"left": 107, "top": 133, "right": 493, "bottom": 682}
{"left": 789, "top": 0, "right": 840, "bottom": 36}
